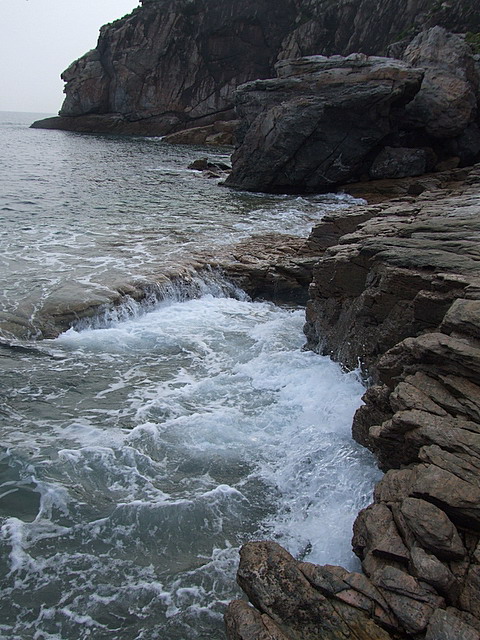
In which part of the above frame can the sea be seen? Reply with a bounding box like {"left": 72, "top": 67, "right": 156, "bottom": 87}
{"left": 0, "top": 111, "right": 381, "bottom": 640}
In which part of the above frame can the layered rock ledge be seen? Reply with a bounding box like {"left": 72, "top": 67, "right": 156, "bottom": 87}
{"left": 225, "top": 165, "right": 480, "bottom": 639}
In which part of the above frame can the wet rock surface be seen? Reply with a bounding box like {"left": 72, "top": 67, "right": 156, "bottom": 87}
{"left": 226, "top": 165, "right": 480, "bottom": 639}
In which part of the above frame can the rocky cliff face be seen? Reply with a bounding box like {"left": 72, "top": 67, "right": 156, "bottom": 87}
{"left": 226, "top": 165, "right": 480, "bottom": 640}
{"left": 225, "top": 27, "right": 480, "bottom": 193}
{"left": 31, "top": 0, "right": 479, "bottom": 135}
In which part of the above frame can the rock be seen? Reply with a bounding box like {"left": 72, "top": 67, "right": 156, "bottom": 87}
{"left": 305, "top": 167, "right": 480, "bottom": 374}
{"left": 409, "top": 546, "right": 458, "bottom": 595}
{"left": 352, "top": 503, "right": 410, "bottom": 566}
{"left": 163, "top": 121, "right": 239, "bottom": 146}
{"left": 188, "top": 158, "right": 231, "bottom": 171}
{"left": 425, "top": 608, "right": 480, "bottom": 640}
{"left": 402, "top": 27, "right": 478, "bottom": 139}
{"left": 224, "top": 55, "right": 424, "bottom": 193}
{"left": 224, "top": 600, "right": 292, "bottom": 640}
{"left": 411, "top": 464, "right": 480, "bottom": 529}
{"left": 399, "top": 497, "right": 466, "bottom": 560}
{"left": 442, "top": 298, "right": 480, "bottom": 340}
{"left": 235, "top": 541, "right": 395, "bottom": 639}
{"left": 369, "top": 147, "right": 428, "bottom": 179}
{"left": 459, "top": 565, "right": 480, "bottom": 619}
{"left": 31, "top": 0, "right": 480, "bottom": 136}
{"left": 372, "top": 566, "right": 444, "bottom": 634}
{"left": 226, "top": 165, "right": 480, "bottom": 640}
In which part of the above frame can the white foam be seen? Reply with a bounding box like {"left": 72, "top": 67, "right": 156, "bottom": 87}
{"left": 1, "top": 291, "right": 380, "bottom": 639}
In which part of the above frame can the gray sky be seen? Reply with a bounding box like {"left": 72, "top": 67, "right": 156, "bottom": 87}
{"left": 0, "top": 0, "right": 140, "bottom": 114}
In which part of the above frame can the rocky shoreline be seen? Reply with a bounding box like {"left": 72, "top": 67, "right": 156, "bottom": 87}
{"left": 224, "top": 165, "right": 480, "bottom": 639}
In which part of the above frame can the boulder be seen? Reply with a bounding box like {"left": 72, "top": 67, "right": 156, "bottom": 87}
{"left": 402, "top": 27, "right": 479, "bottom": 139}
{"left": 225, "top": 55, "right": 424, "bottom": 193}
{"left": 369, "top": 147, "right": 428, "bottom": 179}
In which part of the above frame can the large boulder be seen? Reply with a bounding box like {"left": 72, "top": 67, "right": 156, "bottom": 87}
{"left": 224, "top": 55, "right": 423, "bottom": 193}
{"left": 402, "top": 27, "right": 479, "bottom": 139}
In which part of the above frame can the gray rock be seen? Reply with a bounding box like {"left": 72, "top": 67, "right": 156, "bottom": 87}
{"left": 402, "top": 27, "right": 478, "bottom": 139}
{"left": 32, "top": 0, "right": 480, "bottom": 136}
{"left": 369, "top": 147, "right": 427, "bottom": 179}
{"left": 225, "top": 55, "right": 424, "bottom": 193}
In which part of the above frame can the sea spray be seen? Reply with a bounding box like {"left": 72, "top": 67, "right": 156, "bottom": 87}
{"left": 1, "top": 292, "right": 381, "bottom": 639}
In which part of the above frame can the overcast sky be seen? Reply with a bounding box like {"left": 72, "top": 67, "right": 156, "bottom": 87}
{"left": 0, "top": 0, "right": 140, "bottom": 114}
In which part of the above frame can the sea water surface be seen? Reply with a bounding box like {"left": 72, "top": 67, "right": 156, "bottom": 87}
{"left": 0, "top": 112, "right": 381, "bottom": 639}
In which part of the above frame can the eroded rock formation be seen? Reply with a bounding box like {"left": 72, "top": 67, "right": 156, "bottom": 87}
{"left": 31, "top": 0, "right": 479, "bottom": 136}
{"left": 225, "top": 165, "right": 480, "bottom": 639}
{"left": 226, "top": 28, "right": 480, "bottom": 192}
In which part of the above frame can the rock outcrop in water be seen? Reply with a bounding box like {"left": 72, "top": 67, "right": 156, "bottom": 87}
{"left": 225, "top": 165, "right": 480, "bottom": 639}
{"left": 225, "top": 28, "right": 480, "bottom": 192}
{"left": 31, "top": 0, "right": 479, "bottom": 136}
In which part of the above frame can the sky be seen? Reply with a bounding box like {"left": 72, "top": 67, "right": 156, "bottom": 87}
{"left": 0, "top": 0, "right": 140, "bottom": 114}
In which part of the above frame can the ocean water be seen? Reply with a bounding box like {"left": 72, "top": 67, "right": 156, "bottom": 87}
{"left": 0, "top": 112, "right": 381, "bottom": 639}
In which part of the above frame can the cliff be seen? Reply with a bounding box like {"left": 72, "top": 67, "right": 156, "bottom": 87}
{"left": 225, "top": 27, "right": 480, "bottom": 193}
{"left": 31, "top": 0, "right": 479, "bottom": 136}
{"left": 226, "top": 165, "right": 480, "bottom": 640}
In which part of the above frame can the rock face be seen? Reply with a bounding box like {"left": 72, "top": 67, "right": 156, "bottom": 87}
{"left": 31, "top": 0, "right": 479, "bottom": 135}
{"left": 225, "top": 165, "right": 480, "bottom": 639}
{"left": 226, "top": 28, "right": 480, "bottom": 192}
{"left": 224, "top": 55, "right": 424, "bottom": 192}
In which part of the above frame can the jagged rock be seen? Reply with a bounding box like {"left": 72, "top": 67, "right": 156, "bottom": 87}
{"left": 419, "top": 445, "right": 480, "bottom": 489}
{"left": 374, "top": 468, "right": 417, "bottom": 504}
{"left": 409, "top": 546, "right": 458, "bottom": 596}
{"left": 352, "top": 503, "right": 410, "bottom": 567}
{"left": 225, "top": 600, "right": 291, "bottom": 640}
{"left": 31, "top": 0, "right": 480, "bottom": 136}
{"left": 305, "top": 169, "right": 480, "bottom": 374}
{"left": 442, "top": 298, "right": 480, "bottom": 339}
{"left": 226, "top": 162, "right": 480, "bottom": 640}
{"left": 459, "top": 565, "right": 480, "bottom": 622}
{"left": 411, "top": 464, "right": 480, "bottom": 529}
{"left": 236, "top": 541, "right": 395, "bottom": 639}
{"left": 224, "top": 55, "right": 424, "bottom": 193}
{"left": 372, "top": 566, "right": 444, "bottom": 634}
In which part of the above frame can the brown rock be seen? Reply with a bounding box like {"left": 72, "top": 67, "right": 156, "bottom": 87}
{"left": 409, "top": 546, "right": 457, "bottom": 596}
{"left": 459, "top": 565, "right": 480, "bottom": 620}
{"left": 373, "top": 566, "right": 444, "bottom": 634}
{"left": 352, "top": 503, "right": 410, "bottom": 565}
{"left": 236, "top": 541, "right": 394, "bottom": 639}
{"left": 400, "top": 497, "right": 466, "bottom": 560}
{"left": 411, "top": 465, "right": 480, "bottom": 528}
{"left": 224, "top": 600, "right": 292, "bottom": 640}
{"left": 425, "top": 607, "right": 480, "bottom": 640}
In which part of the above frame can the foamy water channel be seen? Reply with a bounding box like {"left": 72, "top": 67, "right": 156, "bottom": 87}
{"left": 0, "top": 113, "right": 380, "bottom": 639}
